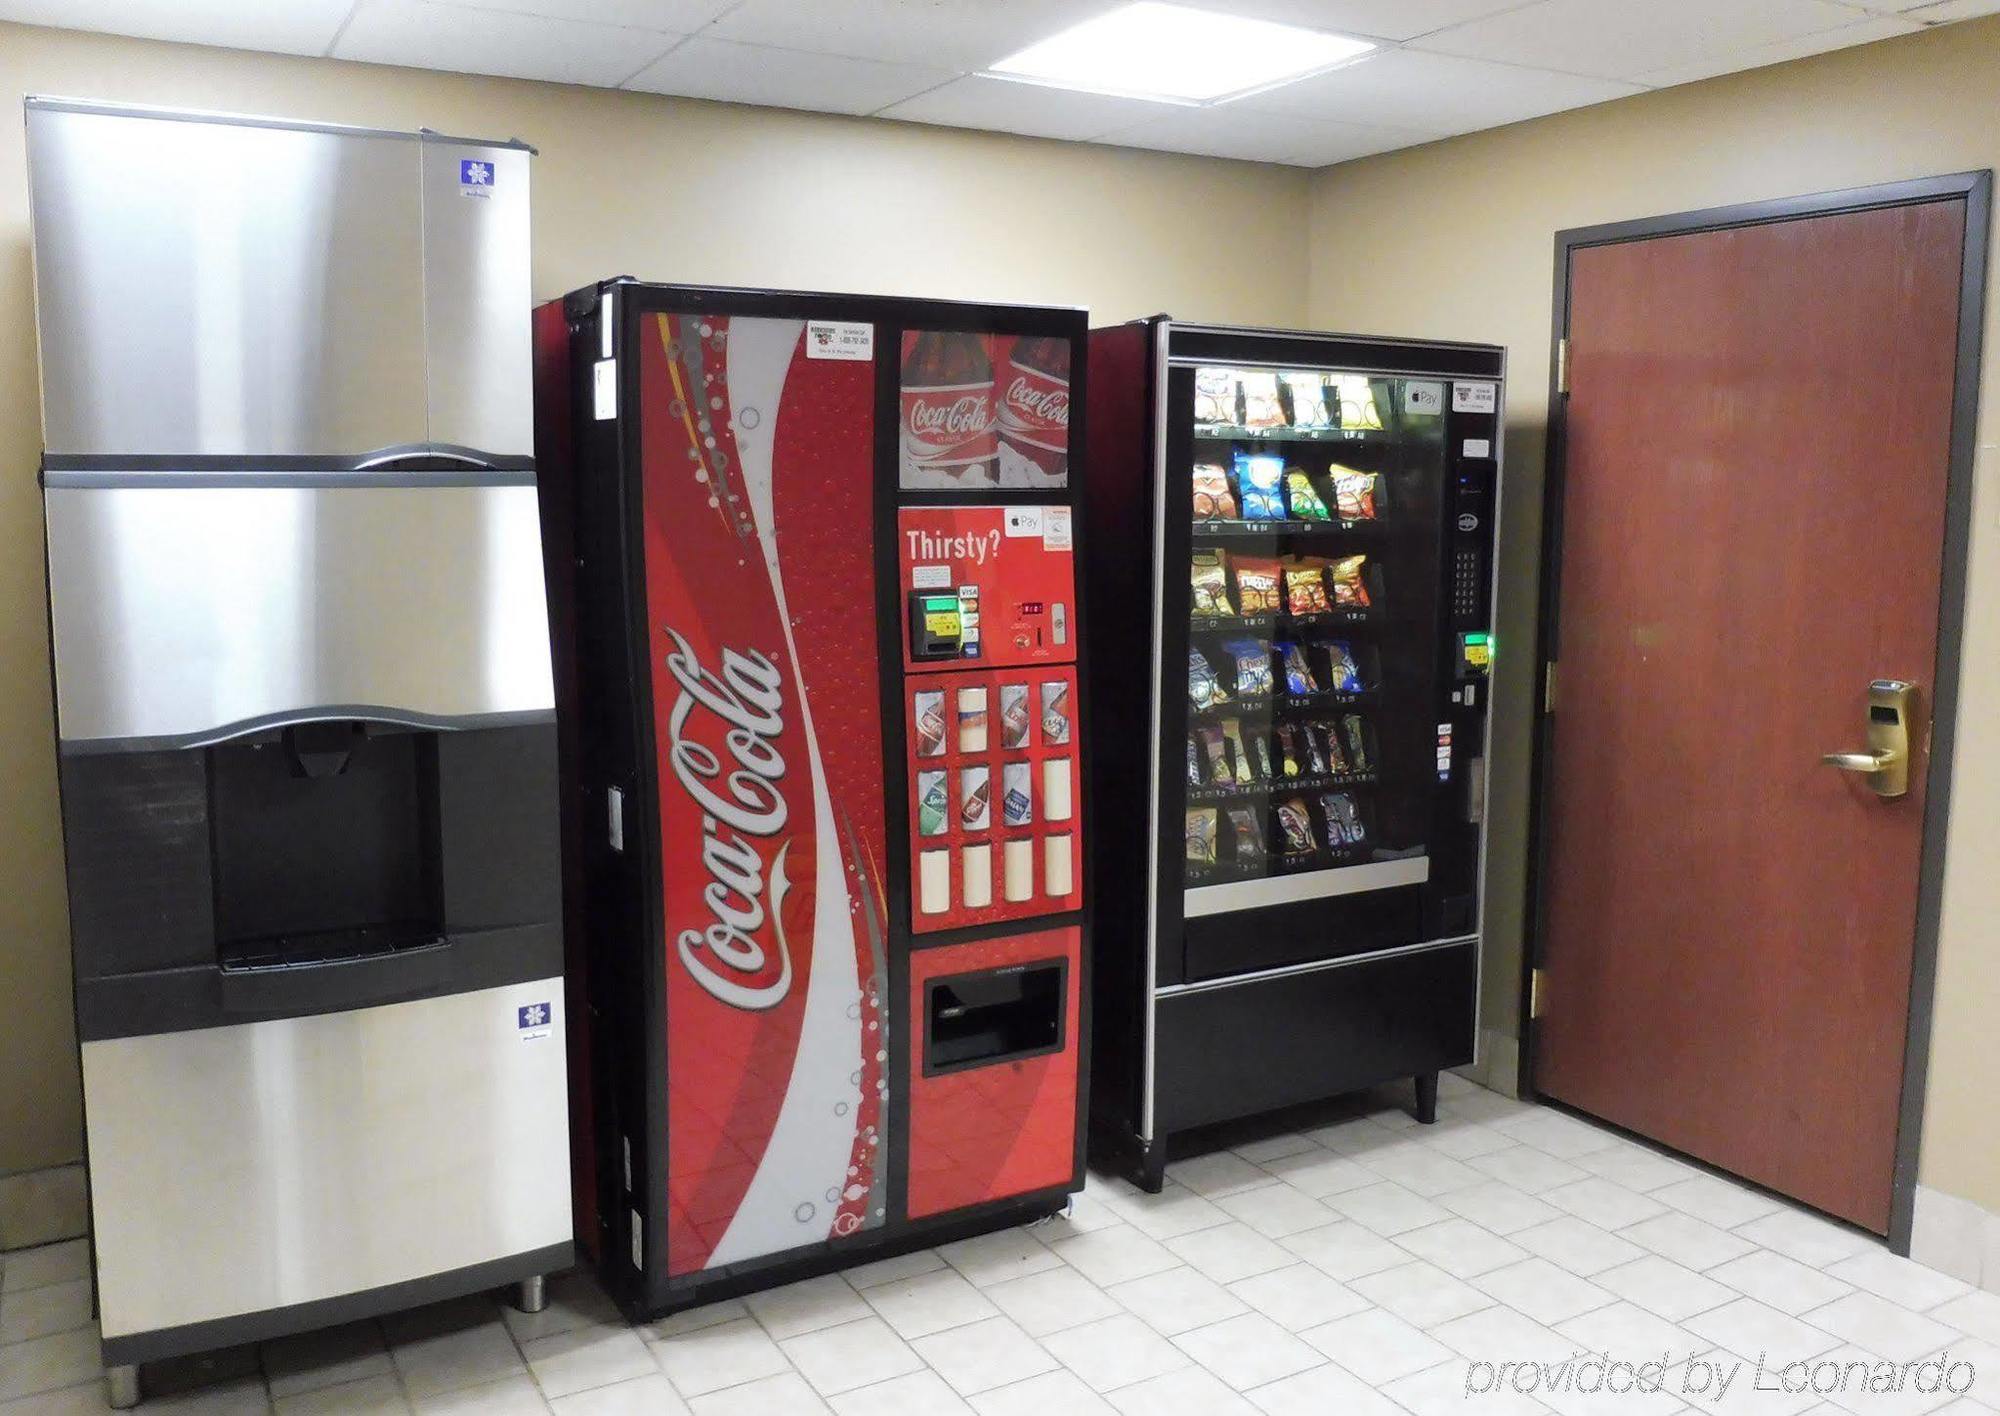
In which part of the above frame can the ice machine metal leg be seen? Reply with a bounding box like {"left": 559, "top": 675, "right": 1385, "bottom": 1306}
{"left": 513, "top": 1275, "right": 548, "bottom": 1315}
{"left": 106, "top": 1365, "right": 140, "bottom": 1409}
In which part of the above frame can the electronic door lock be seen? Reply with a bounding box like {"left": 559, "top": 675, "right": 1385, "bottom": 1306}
{"left": 1821, "top": 679, "right": 1915, "bottom": 799}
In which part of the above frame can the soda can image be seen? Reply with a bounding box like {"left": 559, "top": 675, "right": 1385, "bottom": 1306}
{"left": 917, "top": 770, "right": 948, "bottom": 836}
{"left": 1002, "top": 761, "right": 1033, "bottom": 826}
{"left": 1040, "top": 680, "right": 1072, "bottom": 745}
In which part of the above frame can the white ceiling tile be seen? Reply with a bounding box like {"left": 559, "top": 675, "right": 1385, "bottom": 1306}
{"left": 0, "top": 0, "right": 353, "bottom": 56}
{"left": 1631, "top": 15, "right": 1923, "bottom": 86}
{"left": 334, "top": 0, "right": 681, "bottom": 86}
{"left": 706, "top": 0, "right": 1125, "bottom": 70}
{"left": 1237, "top": 48, "right": 1644, "bottom": 132}
{"left": 878, "top": 74, "right": 1183, "bottom": 140}
{"left": 1102, "top": 104, "right": 1438, "bottom": 166}
{"left": 1414, "top": 0, "right": 1870, "bottom": 80}
{"left": 439, "top": 0, "right": 732, "bottom": 30}
{"left": 625, "top": 37, "right": 953, "bottom": 114}
{"left": 1178, "top": 0, "right": 1543, "bottom": 43}
{"left": 1898, "top": 0, "right": 2000, "bottom": 18}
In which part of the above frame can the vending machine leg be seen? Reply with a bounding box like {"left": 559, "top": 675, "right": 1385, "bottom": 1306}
{"left": 1415, "top": 1073, "right": 1440, "bottom": 1126}
{"left": 1136, "top": 1139, "right": 1169, "bottom": 1195}
{"left": 106, "top": 1365, "right": 140, "bottom": 1410}
{"left": 513, "top": 1275, "right": 548, "bottom": 1315}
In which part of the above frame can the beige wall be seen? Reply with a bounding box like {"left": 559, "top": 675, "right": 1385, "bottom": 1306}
{"left": 0, "top": 21, "right": 1311, "bottom": 1175}
{"left": 1306, "top": 17, "right": 2000, "bottom": 1212}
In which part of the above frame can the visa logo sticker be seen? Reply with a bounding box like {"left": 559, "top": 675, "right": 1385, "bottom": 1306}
{"left": 517, "top": 1001, "right": 553, "bottom": 1041}
{"left": 460, "top": 158, "right": 495, "bottom": 199}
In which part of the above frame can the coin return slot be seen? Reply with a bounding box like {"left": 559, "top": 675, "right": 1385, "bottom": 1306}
{"left": 923, "top": 960, "right": 1066, "bottom": 1076}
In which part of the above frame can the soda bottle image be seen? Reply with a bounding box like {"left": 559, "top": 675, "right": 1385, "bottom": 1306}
{"left": 997, "top": 335, "right": 1071, "bottom": 487}
{"left": 901, "top": 330, "right": 998, "bottom": 488}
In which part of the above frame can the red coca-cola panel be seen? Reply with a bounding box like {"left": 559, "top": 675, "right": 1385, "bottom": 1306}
{"left": 899, "top": 331, "right": 1071, "bottom": 490}
{"left": 897, "top": 505, "right": 1076, "bottom": 675}
{"left": 907, "top": 927, "right": 1083, "bottom": 1219}
{"left": 905, "top": 665, "right": 1082, "bottom": 935}
{"left": 637, "top": 311, "right": 890, "bottom": 1277}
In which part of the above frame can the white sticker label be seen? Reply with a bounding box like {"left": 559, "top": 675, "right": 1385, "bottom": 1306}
{"left": 1452, "top": 381, "right": 1498, "bottom": 414}
{"left": 1004, "top": 506, "right": 1045, "bottom": 538}
{"left": 593, "top": 359, "right": 617, "bottom": 420}
{"left": 516, "top": 1001, "right": 553, "bottom": 1043}
{"left": 1043, "top": 507, "right": 1073, "bottom": 551}
{"left": 806, "top": 320, "right": 874, "bottom": 361}
{"left": 1405, "top": 381, "right": 1445, "bottom": 415}
{"left": 1463, "top": 438, "right": 1492, "bottom": 458}
{"left": 911, "top": 564, "right": 951, "bottom": 590}
{"left": 607, "top": 786, "right": 624, "bottom": 853}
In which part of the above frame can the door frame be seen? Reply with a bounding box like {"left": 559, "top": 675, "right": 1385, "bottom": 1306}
{"left": 1519, "top": 172, "right": 1992, "bottom": 1252}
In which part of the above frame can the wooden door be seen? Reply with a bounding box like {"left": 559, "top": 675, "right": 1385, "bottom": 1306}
{"left": 1534, "top": 194, "right": 1975, "bottom": 1232}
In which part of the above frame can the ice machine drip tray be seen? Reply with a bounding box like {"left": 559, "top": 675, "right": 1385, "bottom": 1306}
{"left": 924, "top": 960, "right": 1067, "bottom": 1076}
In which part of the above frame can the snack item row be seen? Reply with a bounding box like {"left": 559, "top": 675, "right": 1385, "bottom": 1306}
{"left": 1191, "top": 550, "right": 1373, "bottom": 619}
{"left": 1188, "top": 639, "right": 1366, "bottom": 708}
{"left": 1192, "top": 456, "right": 1380, "bottom": 524}
{"left": 1193, "top": 368, "right": 1387, "bottom": 432}
{"left": 916, "top": 679, "right": 1071, "bottom": 756}
{"left": 1185, "top": 790, "right": 1371, "bottom": 867}
{"left": 919, "top": 758, "right": 1076, "bottom": 834}
{"left": 1185, "top": 713, "right": 1373, "bottom": 788}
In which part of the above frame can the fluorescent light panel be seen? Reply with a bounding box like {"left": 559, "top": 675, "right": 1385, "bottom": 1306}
{"left": 987, "top": 2, "right": 1375, "bottom": 106}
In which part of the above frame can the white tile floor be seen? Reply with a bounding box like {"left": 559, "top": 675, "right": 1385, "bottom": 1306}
{"left": 8, "top": 1077, "right": 2000, "bottom": 1415}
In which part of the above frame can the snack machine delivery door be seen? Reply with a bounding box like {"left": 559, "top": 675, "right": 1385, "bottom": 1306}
{"left": 1175, "top": 364, "right": 1452, "bottom": 975}
{"left": 635, "top": 312, "right": 891, "bottom": 1277}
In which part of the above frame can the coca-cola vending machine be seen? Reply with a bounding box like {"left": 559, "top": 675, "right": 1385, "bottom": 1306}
{"left": 535, "top": 282, "right": 1090, "bottom": 1317}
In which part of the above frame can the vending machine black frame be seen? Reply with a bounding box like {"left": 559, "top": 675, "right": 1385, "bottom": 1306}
{"left": 1084, "top": 317, "right": 1504, "bottom": 1191}
{"left": 538, "top": 280, "right": 1093, "bottom": 1319}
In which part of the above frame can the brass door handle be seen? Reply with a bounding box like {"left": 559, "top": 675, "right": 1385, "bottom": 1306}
{"left": 1822, "top": 679, "right": 1916, "bottom": 799}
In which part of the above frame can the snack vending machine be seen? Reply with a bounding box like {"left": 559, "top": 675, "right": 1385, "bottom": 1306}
{"left": 536, "top": 282, "right": 1089, "bottom": 1316}
{"left": 1084, "top": 318, "right": 1502, "bottom": 1189}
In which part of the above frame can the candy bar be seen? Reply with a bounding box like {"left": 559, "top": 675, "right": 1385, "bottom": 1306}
{"left": 1276, "top": 798, "right": 1315, "bottom": 854}
{"left": 1189, "top": 648, "right": 1229, "bottom": 710}
{"left": 1221, "top": 718, "right": 1253, "bottom": 785}
{"left": 1228, "top": 808, "right": 1265, "bottom": 864}
{"left": 1279, "top": 641, "right": 1319, "bottom": 695}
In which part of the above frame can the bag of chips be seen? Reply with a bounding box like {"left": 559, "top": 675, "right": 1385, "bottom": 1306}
{"left": 1186, "top": 807, "right": 1218, "bottom": 864}
{"left": 1195, "top": 368, "right": 1237, "bottom": 425}
{"left": 1192, "top": 462, "right": 1237, "bottom": 521}
{"left": 1189, "top": 648, "right": 1229, "bottom": 709}
{"left": 1330, "top": 555, "right": 1371, "bottom": 608}
{"left": 1233, "top": 453, "right": 1286, "bottom": 519}
{"left": 1332, "top": 375, "right": 1383, "bottom": 430}
{"left": 1284, "top": 561, "right": 1331, "bottom": 616}
{"left": 1276, "top": 798, "right": 1315, "bottom": 854}
{"left": 1330, "top": 468, "right": 1378, "bottom": 520}
{"left": 1322, "top": 792, "right": 1366, "bottom": 848}
{"left": 1324, "top": 642, "right": 1363, "bottom": 693}
{"left": 1282, "top": 372, "right": 1332, "bottom": 429}
{"left": 1279, "top": 642, "right": 1319, "bottom": 695}
{"left": 1223, "top": 638, "right": 1272, "bottom": 697}
{"left": 1285, "top": 470, "right": 1331, "bottom": 521}
{"left": 1234, "top": 556, "right": 1282, "bottom": 615}
{"left": 1220, "top": 719, "right": 1253, "bottom": 785}
{"left": 1241, "top": 372, "right": 1286, "bottom": 429}
{"left": 1343, "top": 714, "right": 1372, "bottom": 773}
{"left": 1191, "top": 549, "right": 1233, "bottom": 616}
{"left": 1227, "top": 808, "right": 1266, "bottom": 863}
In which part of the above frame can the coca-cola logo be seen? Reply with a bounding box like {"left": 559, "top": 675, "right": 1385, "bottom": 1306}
{"left": 906, "top": 389, "right": 992, "bottom": 439}
{"left": 1004, "top": 374, "right": 1069, "bottom": 428}
{"left": 662, "top": 628, "right": 795, "bottom": 1012}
